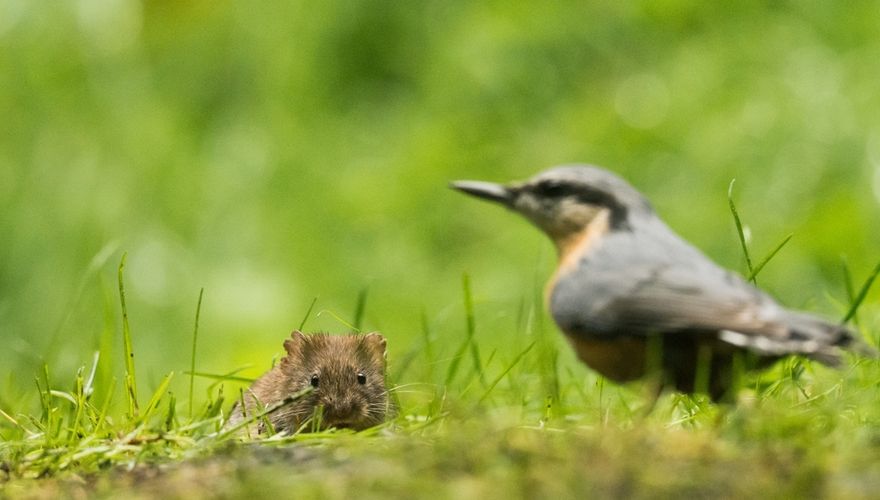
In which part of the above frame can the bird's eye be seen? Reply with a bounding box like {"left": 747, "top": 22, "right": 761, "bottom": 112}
{"left": 535, "top": 182, "right": 568, "bottom": 198}
{"left": 357, "top": 372, "right": 367, "bottom": 385}
{"left": 310, "top": 374, "right": 320, "bottom": 388}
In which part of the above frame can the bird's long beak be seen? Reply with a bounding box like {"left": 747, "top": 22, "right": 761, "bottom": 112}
{"left": 449, "top": 180, "right": 513, "bottom": 206}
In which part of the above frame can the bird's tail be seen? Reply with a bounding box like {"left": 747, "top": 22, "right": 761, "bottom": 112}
{"left": 719, "top": 312, "right": 878, "bottom": 366}
{"left": 782, "top": 311, "right": 878, "bottom": 366}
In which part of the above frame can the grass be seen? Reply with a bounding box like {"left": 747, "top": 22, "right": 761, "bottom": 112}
{"left": 1, "top": 206, "right": 879, "bottom": 499}
{"left": 4, "top": 3, "right": 880, "bottom": 496}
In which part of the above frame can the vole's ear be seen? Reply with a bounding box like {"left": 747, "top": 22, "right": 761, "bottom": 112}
{"left": 362, "top": 332, "right": 387, "bottom": 359}
{"left": 284, "top": 330, "right": 308, "bottom": 357}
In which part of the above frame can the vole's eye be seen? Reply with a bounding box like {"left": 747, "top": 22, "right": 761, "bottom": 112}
{"left": 310, "top": 374, "right": 319, "bottom": 388}
{"left": 357, "top": 372, "right": 367, "bottom": 385}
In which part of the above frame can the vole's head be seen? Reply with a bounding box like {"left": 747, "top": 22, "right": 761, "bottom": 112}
{"left": 452, "top": 165, "right": 653, "bottom": 249}
{"left": 279, "top": 331, "right": 390, "bottom": 431}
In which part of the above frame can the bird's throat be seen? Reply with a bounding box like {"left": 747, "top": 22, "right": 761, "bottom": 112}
{"left": 553, "top": 208, "right": 611, "bottom": 266}
{"left": 544, "top": 208, "right": 611, "bottom": 307}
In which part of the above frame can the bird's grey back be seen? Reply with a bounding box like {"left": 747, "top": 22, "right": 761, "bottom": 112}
{"left": 549, "top": 212, "right": 775, "bottom": 338}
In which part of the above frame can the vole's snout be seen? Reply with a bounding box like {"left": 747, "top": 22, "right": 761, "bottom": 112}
{"left": 323, "top": 396, "right": 361, "bottom": 420}
{"left": 319, "top": 395, "right": 370, "bottom": 430}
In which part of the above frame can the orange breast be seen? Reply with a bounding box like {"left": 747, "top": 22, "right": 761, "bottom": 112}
{"left": 545, "top": 208, "right": 611, "bottom": 306}
{"left": 564, "top": 335, "right": 647, "bottom": 382}
{"left": 545, "top": 209, "right": 644, "bottom": 382}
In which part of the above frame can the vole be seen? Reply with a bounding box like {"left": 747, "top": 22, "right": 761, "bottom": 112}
{"left": 227, "top": 331, "right": 393, "bottom": 435}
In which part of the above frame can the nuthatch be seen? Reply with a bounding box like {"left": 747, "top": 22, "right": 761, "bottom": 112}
{"left": 452, "top": 165, "right": 876, "bottom": 400}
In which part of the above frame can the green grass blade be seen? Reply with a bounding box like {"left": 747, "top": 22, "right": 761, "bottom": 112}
{"left": 189, "top": 288, "right": 205, "bottom": 418}
{"left": 353, "top": 287, "right": 368, "bottom": 331}
{"left": 202, "top": 385, "right": 226, "bottom": 420}
{"left": 69, "top": 367, "right": 85, "bottom": 444}
{"left": 747, "top": 233, "right": 793, "bottom": 281}
{"left": 445, "top": 340, "right": 468, "bottom": 387}
{"left": 215, "top": 387, "right": 314, "bottom": 440}
{"left": 841, "top": 259, "right": 880, "bottom": 324}
{"left": 95, "top": 377, "right": 116, "bottom": 436}
{"left": 315, "top": 309, "right": 358, "bottom": 331}
{"left": 139, "top": 372, "right": 174, "bottom": 425}
{"left": 841, "top": 257, "right": 856, "bottom": 300}
{"left": 0, "top": 408, "right": 24, "bottom": 432}
{"left": 165, "top": 393, "right": 177, "bottom": 431}
{"left": 309, "top": 404, "right": 324, "bottom": 433}
{"left": 79, "top": 351, "right": 100, "bottom": 403}
{"left": 840, "top": 257, "right": 860, "bottom": 328}
{"left": 235, "top": 388, "right": 252, "bottom": 437}
{"left": 97, "top": 276, "right": 117, "bottom": 405}
{"left": 185, "top": 371, "right": 255, "bottom": 384}
{"left": 49, "top": 389, "right": 78, "bottom": 406}
{"left": 39, "top": 365, "right": 52, "bottom": 435}
{"left": 298, "top": 297, "right": 318, "bottom": 331}
{"left": 728, "top": 179, "right": 755, "bottom": 282}
{"left": 117, "top": 253, "right": 139, "bottom": 418}
{"left": 420, "top": 308, "right": 433, "bottom": 381}
{"left": 462, "top": 274, "right": 486, "bottom": 387}
{"left": 479, "top": 341, "right": 536, "bottom": 403}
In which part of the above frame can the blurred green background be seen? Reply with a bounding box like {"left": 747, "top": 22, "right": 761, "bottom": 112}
{"left": 2, "top": 1, "right": 879, "bottom": 411}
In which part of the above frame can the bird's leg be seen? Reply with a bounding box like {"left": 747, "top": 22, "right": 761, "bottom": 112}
{"left": 694, "top": 342, "right": 713, "bottom": 396}
{"left": 638, "top": 375, "right": 665, "bottom": 419}
{"left": 638, "top": 335, "right": 666, "bottom": 418}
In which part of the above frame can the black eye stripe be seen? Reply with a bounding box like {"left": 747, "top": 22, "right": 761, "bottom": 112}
{"left": 534, "top": 182, "right": 570, "bottom": 197}
{"left": 532, "top": 181, "right": 618, "bottom": 208}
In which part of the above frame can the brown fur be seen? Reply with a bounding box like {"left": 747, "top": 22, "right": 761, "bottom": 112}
{"left": 227, "top": 331, "right": 393, "bottom": 436}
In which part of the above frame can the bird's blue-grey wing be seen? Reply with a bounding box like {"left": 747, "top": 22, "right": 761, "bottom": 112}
{"left": 550, "top": 223, "right": 857, "bottom": 362}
